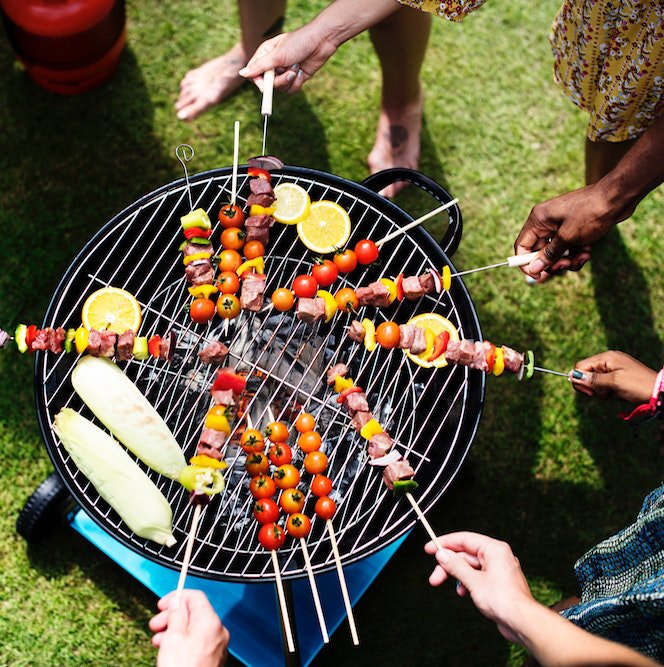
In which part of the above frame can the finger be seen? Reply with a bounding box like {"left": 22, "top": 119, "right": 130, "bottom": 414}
{"left": 429, "top": 563, "right": 449, "bottom": 587}
{"left": 435, "top": 549, "right": 482, "bottom": 590}
{"left": 151, "top": 632, "right": 163, "bottom": 648}
{"left": 157, "top": 592, "right": 176, "bottom": 611}
{"left": 148, "top": 610, "right": 170, "bottom": 633}
{"left": 274, "top": 70, "right": 296, "bottom": 90}
{"left": 165, "top": 595, "right": 190, "bottom": 633}
{"left": 527, "top": 235, "right": 568, "bottom": 278}
{"left": 240, "top": 51, "right": 282, "bottom": 80}
{"left": 574, "top": 352, "right": 615, "bottom": 374}
{"left": 456, "top": 580, "right": 469, "bottom": 597}
{"left": 425, "top": 531, "right": 493, "bottom": 556}
{"left": 286, "top": 69, "right": 307, "bottom": 94}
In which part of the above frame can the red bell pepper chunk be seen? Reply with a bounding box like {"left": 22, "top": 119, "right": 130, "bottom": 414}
{"left": 247, "top": 167, "right": 271, "bottom": 182}
{"left": 484, "top": 340, "right": 496, "bottom": 373}
{"left": 212, "top": 369, "right": 247, "bottom": 394}
{"left": 337, "top": 385, "right": 363, "bottom": 404}
{"left": 148, "top": 335, "right": 161, "bottom": 358}
{"left": 26, "top": 325, "right": 38, "bottom": 353}
{"left": 428, "top": 331, "right": 450, "bottom": 362}
{"left": 395, "top": 274, "right": 404, "bottom": 301}
{"left": 183, "top": 227, "right": 212, "bottom": 240}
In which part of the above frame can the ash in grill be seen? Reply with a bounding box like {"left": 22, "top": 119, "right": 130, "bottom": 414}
{"left": 35, "top": 165, "right": 484, "bottom": 582}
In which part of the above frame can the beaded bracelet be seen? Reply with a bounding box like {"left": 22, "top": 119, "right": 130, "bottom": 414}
{"left": 620, "top": 367, "right": 664, "bottom": 423}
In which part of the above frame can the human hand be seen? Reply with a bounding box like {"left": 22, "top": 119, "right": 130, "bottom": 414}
{"left": 514, "top": 182, "right": 635, "bottom": 281}
{"left": 425, "top": 532, "right": 537, "bottom": 643}
{"left": 149, "top": 590, "right": 229, "bottom": 667}
{"left": 570, "top": 350, "right": 657, "bottom": 403}
{"left": 239, "top": 26, "right": 338, "bottom": 95}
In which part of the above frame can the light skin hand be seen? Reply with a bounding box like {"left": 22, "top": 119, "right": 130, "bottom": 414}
{"left": 149, "top": 590, "right": 229, "bottom": 667}
{"left": 571, "top": 351, "right": 657, "bottom": 403}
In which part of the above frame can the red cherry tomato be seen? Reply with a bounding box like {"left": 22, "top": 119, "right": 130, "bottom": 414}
{"left": 304, "top": 450, "right": 328, "bottom": 474}
{"left": 311, "top": 474, "right": 333, "bottom": 497}
{"left": 245, "top": 452, "right": 269, "bottom": 477}
{"left": 314, "top": 496, "right": 337, "bottom": 520}
{"left": 189, "top": 298, "right": 215, "bottom": 324}
{"left": 217, "top": 270, "right": 240, "bottom": 294}
{"left": 268, "top": 443, "right": 293, "bottom": 467}
{"left": 297, "top": 431, "right": 322, "bottom": 453}
{"left": 258, "top": 522, "right": 286, "bottom": 550}
{"left": 375, "top": 321, "right": 401, "bottom": 349}
{"left": 253, "top": 498, "right": 280, "bottom": 524}
{"left": 333, "top": 248, "right": 358, "bottom": 273}
{"left": 240, "top": 429, "right": 265, "bottom": 454}
{"left": 292, "top": 274, "right": 318, "bottom": 298}
{"left": 286, "top": 513, "right": 311, "bottom": 538}
{"left": 334, "top": 288, "right": 359, "bottom": 313}
{"left": 355, "top": 239, "right": 379, "bottom": 265}
{"left": 218, "top": 249, "right": 243, "bottom": 272}
{"left": 219, "top": 204, "right": 245, "bottom": 229}
{"left": 265, "top": 421, "right": 289, "bottom": 443}
{"left": 217, "top": 294, "right": 241, "bottom": 319}
{"left": 295, "top": 413, "right": 315, "bottom": 433}
{"left": 271, "top": 288, "right": 295, "bottom": 312}
{"left": 220, "top": 227, "right": 246, "bottom": 251}
{"left": 249, "top": 474, "right": 277, "bottom": 499}
{"left": 274, "top": 464, "right": 300, "bottom": 489}
{"left": 279, "top": 488, "right": 305, "bottom": 514}
{"left": 244, "top": 240, "right": 265, "bottom": 259}
{"left": 312, "top": 259, "right": 339, "bottom": 287}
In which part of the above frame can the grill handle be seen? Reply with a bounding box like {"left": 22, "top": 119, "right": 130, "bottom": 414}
{"left": 361, "top": 168, "right": 463, "bottom": 257}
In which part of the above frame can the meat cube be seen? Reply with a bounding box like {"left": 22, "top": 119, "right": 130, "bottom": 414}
{"left": 100, "top": 330, "right": 117, "bottom": 358}
{"left": 199, "top": 427, "right": 228, "bottom": 451}
{"left": 402, "top": 275, "right": 426, "bottom": 300}
{"left": 355, "top": 286, "right": 373, "bottom": 306}
{"left": 87, "top": 329, "right": 102, "bottom": 356}
{"left": 185, "top": 260, "right": 215, "bottom": 286}
{"left": 348, "top": 320, "right": 365, "bottom": 342}
{"left": 246, "top": 192, "right": 275, "bottom": 208}
{"left": 250, "top": 178, "right": 275, "bottom": 197}
{"left": 296, "top": 297, "right": 326, "bottom": 323}
{"left": 116, "top": 330, "right": 135, "bottom": 361}
{"left": 198, "top": 340, "right": 230, "bottom": 365}
{"left": 351, "top": 411, "right": 373, "bottom": 432}
{"left": 211, "top": 389, "right": 238, "bottom": 406}
{"left": 502, "top": 346, "right": 525, "bottom": 374}
{"left": 366, "top": 281, "right": 391, "bottom": 308}
{"left": 419, "top": 272, "right": 435, "bottom": 294}
{"left": 382, "top": 458, "right": 415, "bottom": 491}
{"left": 456, "top": 339, "right": 477, "bottom": 366}
{"left": 326, "top": 363, "right": 349, "bottom": 385}
{"left": 195, "top": 443, "right": 224, "bottom": 461}
{"left": 345, "top": 391, "right": 370, "bottom": 415}
{"left": 245, "top": 214, "right": 274, "bottom": 229}
{"left": 444, "top": 340, "right": 461, "bottom": 364}
{"left": 31, "top": 328, "right": 50, "bottom": 351}
{"left": 48, "top": 327, "right": 66, "bottom": 353}
{"left": 182, "top": 241, "right": 213, "bottom": 256}
{"left": 0, "top": 329, "right": 10, "bottom": 348}
{"left": 240, "top": 273, "right": 267, "bottom": 312}
{"left": 368, "top": 432, "right": 394, "bottom": 459}
{"left": 469, "top": 341, "right": 490, "bottom": 372}
{"left": 410, "top": 326, "right": 427, "bottom": 355}
{"left": 398, "top": 324, "right": 416, "bottom": 350}
{"left": 245, "top": 226, "right": 270, "bottom": 245}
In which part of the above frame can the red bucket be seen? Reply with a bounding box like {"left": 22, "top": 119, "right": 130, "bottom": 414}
{"left": 0, "top": 0, "right": 126, "bottom": 95}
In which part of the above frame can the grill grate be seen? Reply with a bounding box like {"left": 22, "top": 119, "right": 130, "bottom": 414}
{"left": 36, "top": 166, "right": 484, "bottom": 582}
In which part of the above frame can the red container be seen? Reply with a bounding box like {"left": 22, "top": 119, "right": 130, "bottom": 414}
{"left": 0, "top": 0, "right": 125, "bottom": 95}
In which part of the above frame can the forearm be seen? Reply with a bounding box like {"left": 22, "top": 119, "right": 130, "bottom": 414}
{"left": 511, "top": 599, "right": 659, "bottom": 666}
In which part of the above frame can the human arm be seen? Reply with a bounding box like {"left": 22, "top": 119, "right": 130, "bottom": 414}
{"left": 148, "top": 590, "right": 229, "bottom": 667}
{"left": 239, "top": 0, "right": 401, "bottom": 93}
{"left": 514, "top": 114, "right": 664, "bottom": 280}
{"left": 425, "top": 532, "right": 660, "bottom": 666}
{"left": 569, "top": 351, "right": 658, "bottom": 402}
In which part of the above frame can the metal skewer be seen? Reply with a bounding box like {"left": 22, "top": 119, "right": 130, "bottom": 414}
{"left": 450, "top": 251, "right": 539, "bottom": 277}
{"left": 175, "top": 144, "right": 195, "bottom": 210}
{"left": 261, "top": 69, "right": 275, "bottom": 156}
{"left": 231, "top": 121, "right": 240, "bottom": 206}
{"left": 376, "top": 199, "right": 459, "bottom": 248}
{"left": 534, "top": 366, "right": 571, "bottom": 378}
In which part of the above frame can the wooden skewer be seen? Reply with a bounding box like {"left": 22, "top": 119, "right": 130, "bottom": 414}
{"left": 326, "top": 519, "right": 360, "bottom": 646}
{"left": 300, "top": 537, "right": 330, "bottom": 643}
{"left": 175, "top": 501, "right": 204, "bottom": 598}
{"left": 405, "top": 492, "right": 444, "bottom": 552}
{"left": 230, "top": 120, "right": 240, "bottom": 206}
{"left": 271, "top": 549, "right": 296, "bottom": 653}
{"left": 375, "top": 199, "right": 459, "bottom": 248}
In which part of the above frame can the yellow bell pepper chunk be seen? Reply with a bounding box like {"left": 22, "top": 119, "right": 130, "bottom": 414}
{"left": 188, "top": 455, "right": 228, "bottom": 470}
{"left": 317, "top": 289, "right": 339, "bottom": 323}
{"left": 204, "top": 406, "right": 232, "bottom": 434}
{"left": 493, "top": 347, "right": 505, "bottom": 376}
{"left": 188, "top": 284, "right": 218, "bottom": 299}
{"left": 360, "top": 418, "right": 383, "bottom": 441}
{"left": 180, "top": 208, "right": 212, "bottom": 231}
{"left": 74, "top": 326, "right": 89, "bottom": 354}
{"left": 362, "top": 318, "right": 376, "bottom": 352}
{"left": 442, "top": 265, "right": 452, "bottom": 291}
{"left": 183, "top": 251, "right": 213, "bottom": 266}
{"left": 379, "top": 278, "right": 397, "bottom": 305}
{"left": 236, "top": 256, "right": 265, "bottom": 276}
{"left": 334, "top": 375, "right": 354, "bottom": 393}
{"left": 250, "top": 204, "right": 276, "bottom": 217}
{"left": 417, "top": 328, "right": 435, "bottom": 362}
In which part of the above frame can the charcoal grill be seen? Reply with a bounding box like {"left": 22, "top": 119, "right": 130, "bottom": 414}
{"left": 34, "top": 165, "right": 484, "bottom": 586}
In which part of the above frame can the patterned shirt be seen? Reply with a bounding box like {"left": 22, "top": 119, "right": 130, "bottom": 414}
{"left": 396, "top": 0, "right": 486, "bottom": 22}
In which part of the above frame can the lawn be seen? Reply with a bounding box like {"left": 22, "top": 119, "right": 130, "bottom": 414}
{"left": 0, "top": 1, "right": 662, "bottom": 666}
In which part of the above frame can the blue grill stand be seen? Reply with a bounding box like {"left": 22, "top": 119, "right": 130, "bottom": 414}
{"left": 70, "top": 508, "right": 407, "bottom": 667}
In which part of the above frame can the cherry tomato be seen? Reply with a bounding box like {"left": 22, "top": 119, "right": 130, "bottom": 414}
{"left": 218, "top": 249, "right": 243, "bottom": 272}
{"left": 244, "top": 240, "right": 265, "bottom": 259}
{"left": 265, "top": 421, "right": 289, "bottom": 443}
{"left": 268, "top": 443, "right": 293, "bottom": 467}
{"left": 312, "top": 259, "right": 339, "bottom": 287}
{"left": 241, "top": 428, "right": 265, "bottom": 454}
{"left": 258, "top": 522, "right": 286, "bottom": 550}
{"left": 217, "top": 270, "right": 240, "bottom": 294}
{"left": 245, "top": 452, "right": 269, "bottom": 477}
{"left": 297, "top": 431, "right": 322, "bottom": 453}
{"left": 355, "top": 239, "right": 379, "bottom": 265}
{"left": 271, "top": 288, "right": 295, "bottom": 312}
{"left": 375, "top": 321, "right": 401, "bottom": 349}
{"left": 253, "top": 498, "right": 280, "bottom": 524}
{"left": 314, "top": 496, "right": 337, "bottom": 520}
{"left": 334, "top": 287, "right": 359, "bottom": 313}
{"left": 189, "top": 298, "right": 215, "bottom": 324}
{"left": 250, "top": 474, "right": 276, "bottom": 499}
{"left": 217, "top": 294, "right": 241, "bottom": 319}
{"left": 279, "top": 488, "right": 305, "bottom": 514}
{"left": 333, "top": 248, "right": 358, "bottom": 273}
{"left": 274, "top": 464, "right": 300, "bottom": 489}
{"left": 219, "top": 204, "right": 245, "bottom": 229}
{"left": 295, "top": 412, "right": 315, "bottom": 433}
{"left": 292, "top": 274, "right": 318, "bottom": 298}
{"left": 221, "top": 227, "right": 246, "bottom": 251}
{"left": 304, "top": 450, "right": 328, "bottom": 474}
{"left": 286, "top": 513, "right": 311, "bottom": 538}
{"left": 311, "top": 474, "right": 333, "bottom": 497}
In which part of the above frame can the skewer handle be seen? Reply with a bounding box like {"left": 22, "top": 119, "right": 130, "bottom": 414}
{"left": 405, "top": 492, "right": 444, "bottom": 552}
{"left": 230, "top": 120, "right": 240, "bottom": 206}
{"left": 271, "top": 549, "right": 296, "bottom": 653}
{"left": 326, "top": 519, "right": 360, "bottom": 646}
{"left": 175, "top": 503, "right": 203, "bottom": 597}
{"left": 261, "top": 69, "right": 275, "bottom": 117}
{"left": 506, "top": 251, "right": 539, "bottom": 268}
{"left": 375, "top": 199, "right": 458, "bottom": 248}
{"left": 300, "top": 538, "right": 330, "bottom": 643}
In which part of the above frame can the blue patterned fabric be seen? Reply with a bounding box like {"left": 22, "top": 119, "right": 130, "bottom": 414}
{"left": 561, "top": 484, "right": 664, "bottom": 660}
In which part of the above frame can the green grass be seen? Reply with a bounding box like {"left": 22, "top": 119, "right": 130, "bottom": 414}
{"left": 1, "top": 1, "right": 662, "bottom": 665}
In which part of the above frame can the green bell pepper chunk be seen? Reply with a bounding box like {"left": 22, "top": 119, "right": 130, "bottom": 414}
{"left": 132, "top": 336, "right": 149, "bottom": 361}
{"left": 14, "top": 324, "right": 27, "bottom": 353}
{"left": 525, "top": 350, "right": 535, "bottom": 380}
{"left": 64, "top": 328, "right": 76, "bottom": 353}
{"left": 180, "top": 208, "right": 211, "bottom": 231}
{"left": 179, "top": 466, "right": 225, "bottom": 495}
{"left": 392, "top": 479, "right": 419, "bottom": 497}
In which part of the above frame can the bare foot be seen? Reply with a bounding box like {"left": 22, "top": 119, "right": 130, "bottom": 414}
{"left": 367, "top": 91, "right": 423, "bottom": 198}
{"left": 176, "top": 43, "right": 250, "bottom": 121}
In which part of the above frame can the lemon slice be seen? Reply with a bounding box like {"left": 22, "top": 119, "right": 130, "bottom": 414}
{"left": 82, "top": 287, "right": 142, "bottom": 334}
{"left": 272, "top": 183, "right": 311, "bottom": 224}
{"left": 404, "top": 312, "right": 459, "bottom": 369}
{"left": 296, "top": 200, "right": 351, "bottom": 253}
